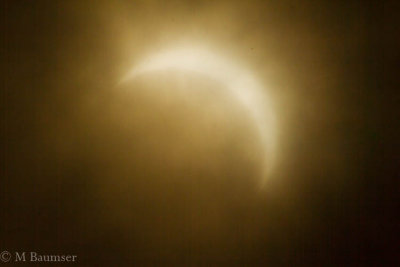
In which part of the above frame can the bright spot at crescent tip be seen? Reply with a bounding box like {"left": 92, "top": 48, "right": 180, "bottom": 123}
{"left": 121, "top": 47, "right": 277, "bottom": 179}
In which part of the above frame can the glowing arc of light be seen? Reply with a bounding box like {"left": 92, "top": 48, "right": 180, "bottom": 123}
{"left": 121, "top": 48, "right": 276, "bottom": 179}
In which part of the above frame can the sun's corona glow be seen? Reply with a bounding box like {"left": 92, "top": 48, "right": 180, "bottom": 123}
{"left": 121, "top": 47, "right": 277, "bottom": 180}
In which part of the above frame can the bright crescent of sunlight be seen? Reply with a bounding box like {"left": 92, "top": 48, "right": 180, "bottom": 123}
{"left": 121, "top": 47, "right": 277, "bottom": 179}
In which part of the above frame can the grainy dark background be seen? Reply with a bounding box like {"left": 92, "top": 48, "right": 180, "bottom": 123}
{"left": 1, "top": 0, "right": 397, "bottom": 265}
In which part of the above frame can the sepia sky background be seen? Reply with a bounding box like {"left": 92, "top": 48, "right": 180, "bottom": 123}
{"left": 1, "top": 0, "right": 396, "bottom": 265}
